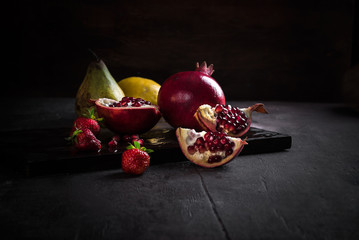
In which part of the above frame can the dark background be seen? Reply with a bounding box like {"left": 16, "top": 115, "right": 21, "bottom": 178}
{"left": 11, "top": 0, "right": 358, "bottom": 102}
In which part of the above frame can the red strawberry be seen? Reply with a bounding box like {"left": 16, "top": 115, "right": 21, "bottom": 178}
{"left": 121, "top": 141, "right": 154, "bottom": 175}
{"left": 68, "top": 128, "right": 101, "bottom": 151}
{"left": 70, "top": 118, "right": 100, "bottom": 136}
{"left": 70, "top": 107, "right": 103, "bottom": 136}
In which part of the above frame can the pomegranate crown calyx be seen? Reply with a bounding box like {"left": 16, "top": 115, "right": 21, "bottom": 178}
{"left": 195, "top": 61, "right": 214, "bottom": 76}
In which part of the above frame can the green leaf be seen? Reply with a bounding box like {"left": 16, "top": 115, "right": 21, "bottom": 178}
{"left": 146, "top": 149, "right": 154, "bottom": 153}
{"left": 73, "top": 128, "right": 83, "bottom": 136}
{"left": 126, "top": 143, "right": 135, "bottom": 150}
{"left": 66, "top": 128, "right": 83, "bottom": 143}
{"left": 126, "top": 141, "right": 154, "bottom": 153}
{"left": 140, "top": 146, "right": 154, "bottom": 153}
{"left": 133, "top": 141, "right": 141, "bottom": 149}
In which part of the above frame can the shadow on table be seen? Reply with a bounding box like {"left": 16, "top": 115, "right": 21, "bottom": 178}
{"left": 331, "top": 106, "right": 359, "bottom": 118}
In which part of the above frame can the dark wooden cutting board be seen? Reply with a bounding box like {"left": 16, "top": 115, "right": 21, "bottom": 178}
{"left": 1, "top": 120, "right": 291, "bottom": 175}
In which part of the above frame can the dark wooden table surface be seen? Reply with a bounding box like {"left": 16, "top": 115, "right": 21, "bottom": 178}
{"left": 1, "top": 98, "right": 358, "bottom": 240}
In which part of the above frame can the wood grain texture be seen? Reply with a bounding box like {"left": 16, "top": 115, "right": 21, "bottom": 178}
{"left": 12, "top": 0, "right": 355, "bottom": 101}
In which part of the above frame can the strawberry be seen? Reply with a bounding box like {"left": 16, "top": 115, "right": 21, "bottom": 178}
{"left": 121, "top": 141, "right": 154, "bottom": 175}
{"left": 70, "top": 107, "right": 103, "bottom": 136}
{"left": 67, "top": 128, "right": 101, "bottom": 151}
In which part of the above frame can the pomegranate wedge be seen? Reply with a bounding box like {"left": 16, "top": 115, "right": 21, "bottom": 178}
{"left": 195, "top": 103, "right": 268, "bottom": 137}
{"left": 176, "top": 127, "right": 247, "bottom": 168}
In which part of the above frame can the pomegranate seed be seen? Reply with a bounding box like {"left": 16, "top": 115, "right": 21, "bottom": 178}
{"left": 204, "top": 132, "right": 211, "bottom": 140}
{"left": 215, "top": 105, "right": 224, "bottom": 113}
{"left": 199, "top": 145, "right": 206, "bottom": 153}
{"left": 224, "top": 143, "right": 231, "bottom": 150}
{"left": 208, "top": 155, "right": 222, "bottom": 163}
{"left": 220, "top": 138, "right": 227, "bottom": 145}
{"left": 134, "top": 102, "right": 142, "bottom": 107}
{"left": 131, "top": 134, "right": 140, "bottom": 140}
{"left": 133, "top": 139, "right": 144, "bottom": 146}
{"left": 112, "top": 135, "right": 121, "bottom": 142}
{"left": 225, "top": 148, "right": 233, "bottom": 156}
{"left": 188, "top": 146, "right": 196, "bottom": 155}
{"left": 123, "top": 135, "right": 132, "bottom": 142}
{"left": 206, "top": 134, "right": 214, "bottom": 142}
{"left": 195, "top": 137, "right": 204, "bottom": 146}
{"left": 108, "top": 140, "right": 118, "bottom": 148}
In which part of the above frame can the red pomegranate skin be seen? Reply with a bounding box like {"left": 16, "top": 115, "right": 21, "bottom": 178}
{"left": 158, "top": 68, "right": 225, "bottom": 130}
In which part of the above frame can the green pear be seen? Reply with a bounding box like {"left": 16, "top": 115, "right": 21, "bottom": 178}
{"left": 75, "top": 59, "right": 125, "bottom": 116}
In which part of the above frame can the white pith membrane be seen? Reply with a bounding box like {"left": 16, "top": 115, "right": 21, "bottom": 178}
{"left": 176, "top": 127, "right": 247, "bottom": 168}
{"left": 98, "top": 98, "right": 156, "bottom": 109}
{"left": 99, "top": 98, "right": 117, "bottom": 106}
{"left": 196, "top": 104, "right": 250, "bottom": 133}
{"left": 196, "top": 104, "right": 216, "bottom": 128}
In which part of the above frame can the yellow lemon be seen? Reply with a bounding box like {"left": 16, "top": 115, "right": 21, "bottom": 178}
{"left": 117, "top": 77, "right": 161, "bottom": 105}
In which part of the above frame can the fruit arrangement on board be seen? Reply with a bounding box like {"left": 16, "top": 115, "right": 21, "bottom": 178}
{"left": 68, "top": 53, "right": 268, "bottom": 174}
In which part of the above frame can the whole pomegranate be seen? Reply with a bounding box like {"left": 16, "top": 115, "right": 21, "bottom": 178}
{"left": 157, "top": 62, "right": 225, "bottom": 130}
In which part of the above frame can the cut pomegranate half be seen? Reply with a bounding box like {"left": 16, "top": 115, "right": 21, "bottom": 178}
{"left": 95, "top": 98, "right": 161, "bottom": 134}
{"left": 195, "top": 103, "right": 268, "bottom": 137}
{"left": 176, "top": 127, "right": 247, "bottom": 168}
